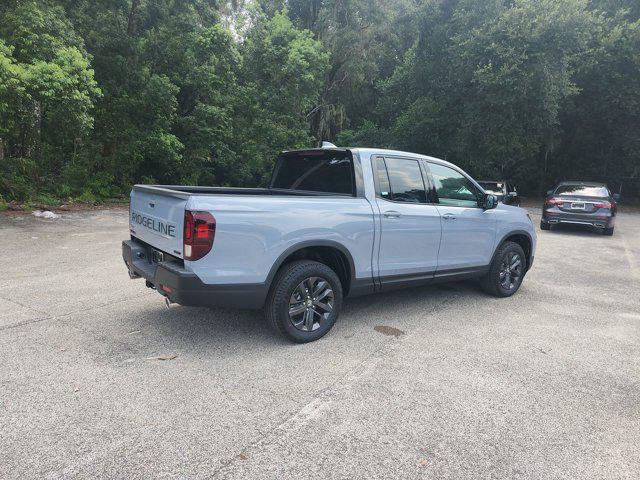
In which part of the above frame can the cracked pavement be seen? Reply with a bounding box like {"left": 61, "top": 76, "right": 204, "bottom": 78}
{"left": 1, "top": 206, "right": 639, "bottom": 479}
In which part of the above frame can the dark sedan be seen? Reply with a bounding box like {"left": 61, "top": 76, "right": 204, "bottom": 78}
{"left": 541, "top": 182, "right": 619, "bottom": 235}
{"left": 478, "top": 180, "right": 520, "bottom": 206}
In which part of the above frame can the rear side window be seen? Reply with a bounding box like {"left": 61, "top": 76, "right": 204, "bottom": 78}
{"left": 375, "top": 157, "right": 426, "bottom": 203}
{"left": 271, "top": 151, "right": 354, "bottom": 195}
{"left": 428, "top": 162, "right": 481, "bottom": 207}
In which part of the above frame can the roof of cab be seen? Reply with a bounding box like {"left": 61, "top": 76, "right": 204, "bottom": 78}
{"left": 350, "top": 147, "right": 458, "bottom": 169}
{"left": 281, "top": 146, "right": 461, "bottom": 171}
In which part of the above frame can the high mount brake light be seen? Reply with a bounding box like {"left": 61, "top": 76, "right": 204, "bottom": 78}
{"left": 183, "top": 211, "right": 216, "bottom": 261}
{"left": 297, "top": 151, "right": 325, "bottom": 156}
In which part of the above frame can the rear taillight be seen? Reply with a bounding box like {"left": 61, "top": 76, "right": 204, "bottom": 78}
{"left": 593, "top": 201, "right": 612, "bottom": 209}
{"left": 183, "top": 211, "right": 215, "bottom": 261}
{"left": 545, "top": 198, "right": 563, "bottom": 207}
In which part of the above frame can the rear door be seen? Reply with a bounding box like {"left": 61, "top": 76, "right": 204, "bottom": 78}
{"left": 425, "top": 162, "right": 496, "bottom": 272}
{"left": 373, "top": 156, "right": 442, "bottom": 285}
{"left": 129, "top": 186, "right": 187, "bottom": 258}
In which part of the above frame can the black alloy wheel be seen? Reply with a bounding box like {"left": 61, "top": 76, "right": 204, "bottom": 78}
{"left": 288, "top": 276, "right": 334, "bottom": 332}
{"left": 265, "top": 260, "right": 343, "bottom": 343}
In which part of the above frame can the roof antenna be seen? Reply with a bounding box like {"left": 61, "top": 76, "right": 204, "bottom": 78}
{"left": 321, "top": 141, "right": 337, "bottom": 149}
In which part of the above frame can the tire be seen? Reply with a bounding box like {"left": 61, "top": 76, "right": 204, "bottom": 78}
{"left": 481, "top": 241, "right": 527, "bottom": 297}
{"left": 603, "top": 227, "right": 614, "bottom": 236}
{"left": 265, "top": 260, "right": 343, "bottom": 343}
{"left": 540, "top": 220, "right": 550, "bottom": 231}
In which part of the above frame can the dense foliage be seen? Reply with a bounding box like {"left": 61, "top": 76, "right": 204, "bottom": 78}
{"left": 0, "top": 0, "right": 638, "bottom": 204}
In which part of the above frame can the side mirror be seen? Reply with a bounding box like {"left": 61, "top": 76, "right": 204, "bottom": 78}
{"left": 612, "top": 193, "right": 621, "bottom": 201}
{"left": 481, "top": 193, "right": 498, "bottom": 210}
{"left": 508, "top": 191, "right": 517, "bottom": 197}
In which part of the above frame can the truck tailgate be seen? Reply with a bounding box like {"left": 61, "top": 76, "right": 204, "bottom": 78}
{"left": 129, "top": 187, "right": 186, "bottom": 258}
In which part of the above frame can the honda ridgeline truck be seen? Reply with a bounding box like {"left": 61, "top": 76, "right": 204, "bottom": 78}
{"left": 123, "top": 146, "right": 536, "bottom": 343}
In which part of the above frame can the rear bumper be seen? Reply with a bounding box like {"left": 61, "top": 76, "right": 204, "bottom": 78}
{"left": 542, "top": 211, "right": 614, "bottom": 229}
{"left": 122, "top": 240, "right": 267, "bottom": 309}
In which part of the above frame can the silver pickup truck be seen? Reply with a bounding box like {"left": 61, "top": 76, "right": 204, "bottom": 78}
{"left": 123, "top": 146, "right": 536, "bottom": 342}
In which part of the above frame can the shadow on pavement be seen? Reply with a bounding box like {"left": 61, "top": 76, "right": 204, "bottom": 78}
{"left": 120, "top": 279, "right": 484, "bottom": 349}
{"left": 544, "top": 223, "right": 609, "bottom": 237}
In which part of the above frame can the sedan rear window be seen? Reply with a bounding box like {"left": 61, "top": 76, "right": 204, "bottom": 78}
{"left": 555, "top": 185, "right": 609, "bottom": 197}
{"left": 271, "top": 151, "right": 354, "bottom": 195}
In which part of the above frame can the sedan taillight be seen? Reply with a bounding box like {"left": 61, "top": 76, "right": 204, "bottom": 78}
{"left": 593, "top": 201, "right": 612, "bottom": 209}
{"left": 545, "top": 198, "right": 563, "bottom": 207}
{"left": 183, "top": 211, "right": 216, "bottom": 261}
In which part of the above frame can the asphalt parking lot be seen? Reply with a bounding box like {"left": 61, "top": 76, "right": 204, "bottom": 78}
{"left": 1, "top": 206, "right": 639, "bottom": 479}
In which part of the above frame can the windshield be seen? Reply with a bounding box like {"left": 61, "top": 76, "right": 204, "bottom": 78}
{"left": 271, "top": 150, "right": 354, "bottom": 195}
{"left": 554, "top": 185, "right": 609, "bottom": 197}
{"left": 478, "top": 182, "right": 503, "bottom": 193}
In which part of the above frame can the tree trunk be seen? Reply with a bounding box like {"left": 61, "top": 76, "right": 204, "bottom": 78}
{"left": 36, "top": 101, "right": 43, "bottom": 163}
{"left": 540, "top": 147, "right": 550, "bottom": 196}
{"left": 127, "top": 0, "right": 140, "bottom": 36}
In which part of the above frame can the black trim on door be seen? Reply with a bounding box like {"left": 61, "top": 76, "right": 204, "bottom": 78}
{"left": 379, "top": 271, "right": 435, "bottom": 291}
{"left": 432, "top": 265, "right": 489, "bottom": 280}
{"left": 377, "top": 265, "right": 490, "bottom": 290}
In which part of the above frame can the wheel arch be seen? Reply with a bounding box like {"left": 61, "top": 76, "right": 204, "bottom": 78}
{"left": 492, "top": 230, "right": 534, "bottom": 272}
{"left": 266, "top": 240, "right": 356, "bottom": 296}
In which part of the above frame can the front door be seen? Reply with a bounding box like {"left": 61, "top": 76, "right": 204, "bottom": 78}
{"left": 425, "top": 162, "right": 496, "bottom": 272}
{"left": 373, "top": 156, "right": 442, "bottom": 287}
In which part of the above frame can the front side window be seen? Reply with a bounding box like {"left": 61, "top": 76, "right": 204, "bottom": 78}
{"left": 375, "top": 157, "right": 426, "bottom": 203}
{"left": 428, "top": 162, "right": 481, "bottom": 207}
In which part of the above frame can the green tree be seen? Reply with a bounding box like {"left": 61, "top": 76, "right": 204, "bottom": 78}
{"left": 556, "top": 10, "right": 640, "bottom": 187}
{"left": 234, "top": 9, "right": 328, "bottom": 183}
{"left": 0, "top": 0, "right": 100, "bottom": 199}
{"left": 360, "top": 0, "right": 602, "bottom": 192}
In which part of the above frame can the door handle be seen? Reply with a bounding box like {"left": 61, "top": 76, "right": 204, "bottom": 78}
{"left": 442, "top": 213, "right": 456, "bottom": 221}
{"left": 384, "top": 210, "right": 401, "bottom": 219}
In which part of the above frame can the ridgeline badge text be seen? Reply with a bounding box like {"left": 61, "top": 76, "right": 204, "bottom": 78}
{"left": 131, "top": 212, "right": 176, "bottom": 238}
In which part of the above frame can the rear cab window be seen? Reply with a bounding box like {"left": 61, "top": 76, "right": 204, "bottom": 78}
{"left": 271, "top": 150, "right": 355, "bottom": 195}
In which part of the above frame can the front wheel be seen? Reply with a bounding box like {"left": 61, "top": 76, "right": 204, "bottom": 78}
{"left": 603, "top": 227, "right": 614, "bottom": 236}
{"left": 265, "top": 260, "right": 343, "bottom": 343}
{"left": 481, "top": 241, "right": 526, "bottom": 297}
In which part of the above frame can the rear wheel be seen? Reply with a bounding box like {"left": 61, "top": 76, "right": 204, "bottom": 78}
{"left": 481, "top": 241, "right": 526, "bottom": 297}
{"left": 265, "top": 260, "right": 343, "bottom": 343}
{"left": 540, "top": 220, "right": 550, "bottom": 231}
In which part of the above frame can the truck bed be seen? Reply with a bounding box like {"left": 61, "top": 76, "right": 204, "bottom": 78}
{"left": 133, "top": 185, "right": 353, "bottom": 199}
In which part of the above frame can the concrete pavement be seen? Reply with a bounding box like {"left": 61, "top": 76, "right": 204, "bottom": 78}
{"left": 1, "top": 206, "right": 639, "bottom": 479}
